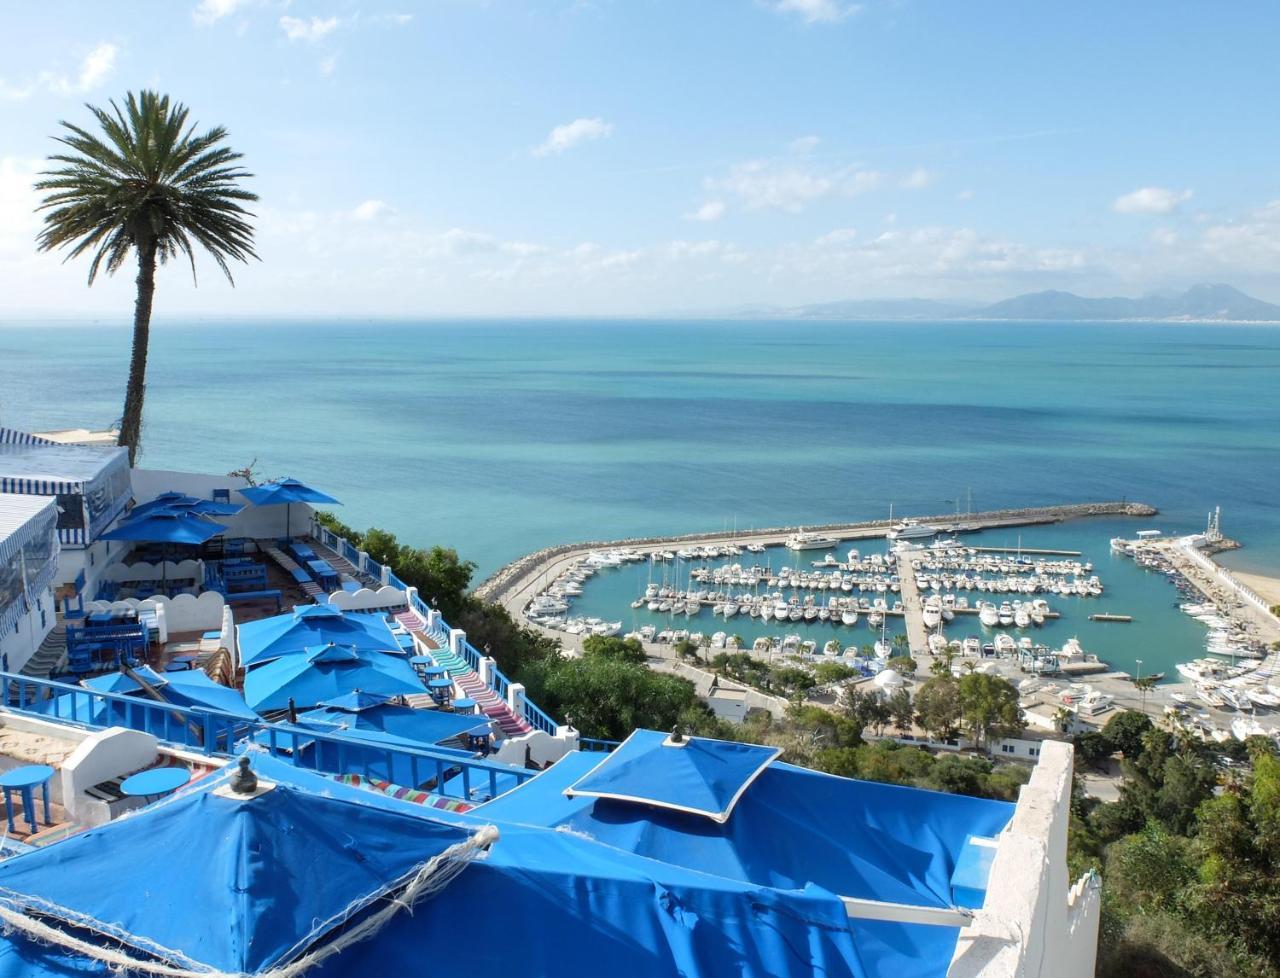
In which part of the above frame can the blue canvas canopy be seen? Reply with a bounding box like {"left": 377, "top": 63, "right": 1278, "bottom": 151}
{"left": 0, "top": 758, "right": 486, "bottom": 976}
{"left": 42, "top": 668, "right": 257, "bottom": 729}
{"left": 565, "top": 729, "right": 781, "bottom": 822}
{"left": 298, "top": 699, "right": 491, "bottom": 747}
{"left": 243, "top": 642, "right": 425, "bottom": 713}
{"left": 131, "top": 491, "right": 244, "bottom": 518}
{"left": 0, "top": 756, "right": 863, "bottom": 978}
{"left": 239, "top": 478, "right": 340, "bottom": 538}
{"left": 238, "top": 606, "right": 400, "bottom": 669}
{"left": 100, "top": 509, "right": 228, "bottom": 545}
{"left": 480, "top": 745, "right": 1014, "bottom": 930}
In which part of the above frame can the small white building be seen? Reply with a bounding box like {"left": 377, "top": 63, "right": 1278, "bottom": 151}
{"left": 0, "top": 492, "right": 61, "bottom": 674}
{"left": 0, "top": 427, "right": 133, "bottom": 601}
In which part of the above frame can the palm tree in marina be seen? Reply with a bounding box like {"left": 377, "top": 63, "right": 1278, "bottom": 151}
{"left": 35, "top": 90, "right": 257, "bottom": 464}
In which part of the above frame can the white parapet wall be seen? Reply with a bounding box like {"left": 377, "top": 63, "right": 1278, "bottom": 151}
{"left": 326, "top": 585, "right": 409, "bottom": 612}
{"left": 948, "top": 739, "right": 1101, "bottom": 978}
{"left": 85, "top": 592, "right": 227, "bottom": 638}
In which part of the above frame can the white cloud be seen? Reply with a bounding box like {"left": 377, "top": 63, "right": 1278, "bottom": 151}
{"left": 352, "top": 199, "right": 393, "bottom": 221}
{"left": 768, "top": 0, "right": 861, "bottom": 24}
{"left": 279, "top": 16, "right": 340, "bottom": 42}
{"left": 533, "top": 117, "right": 614, "bottom": 157}
{"left": 1, "top": 42, "right": 118, "bottom": 100}
{"left": 709, "top": 160, "right": 880, "bottom": 212}
{"left": 1150, "top": 228, "right": 1179, "bottom": 246}
{"left": 686, "top": 200, "right": 726, "bottom": 222}
{"left": 378, "top": 13, "right": 414, "bottom": 25}
{"left": 899, "top": 167, "right": 934, "bottom": 190}
{"left": 320, "top": 55, "right": 338, "bottom": 76}
{"left": 788, "top": 135, "right": 821, "bottom": 155}
{"left": 816, "top": 228, "right": 857, "bottom": 245}
{"left": 193, "top": 0, "right": 249, "bottom": 26}
{"left": 1113, "top": 186, "right": 1193, "bottom": 215}
{"left": 956, "top": 189, "right": 975, "bottom": 201}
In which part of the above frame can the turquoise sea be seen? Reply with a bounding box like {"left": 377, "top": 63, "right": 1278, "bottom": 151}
{"left": 1, "top": 319, "right": 1276, "bottom": 678}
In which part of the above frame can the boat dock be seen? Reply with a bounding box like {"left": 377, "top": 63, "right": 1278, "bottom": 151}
{"left": 896, "top": 550, "right": 930, "bottom": 656}
{"left": 1089, "top": 613, "right": 1133, "bottom": 622}
{"left": 967, "top": 546, "right": 1083, "bottom": 557}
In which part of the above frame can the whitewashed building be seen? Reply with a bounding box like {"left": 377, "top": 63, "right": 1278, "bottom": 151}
{"left": 0, "top": 492, "right": 60, "bottom": 673}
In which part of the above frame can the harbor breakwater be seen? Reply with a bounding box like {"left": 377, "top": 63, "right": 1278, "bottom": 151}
{"left": 474, "top": 501, "right": 1158, "bottom": 605}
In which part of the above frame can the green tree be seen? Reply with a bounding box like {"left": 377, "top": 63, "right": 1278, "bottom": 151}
{"left": 885, "top": 655, "right": 917, "bottom": 676}
{"left": 36, "top": 91, "right": 257, "bottom": 464}
{"left": 913, "top": 674, "right": 961, "bottom": 741}
{"left": 581, "top": 635, "right": 646, "bottom": 665}
{"left": 813, "top": 661, "right": 857, "bottom": 685}
{"left": 887, "top": 688, "right": 914, "bottom": 735}
{"left": 956, "top": 672, "right": 1023, "bottom": 747}
{"left": 1102, "top": 710, "right": 1153, "bottom": 759}
{"left": 522, "top": 657, "right": 705, "bottom": 741}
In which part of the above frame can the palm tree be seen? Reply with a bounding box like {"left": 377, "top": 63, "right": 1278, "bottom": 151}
{"left": 35, "top": 91, "right": 257, "bottom": 464}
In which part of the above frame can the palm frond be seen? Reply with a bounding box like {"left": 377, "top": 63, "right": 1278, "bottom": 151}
{"left": 36, "top": 89, "right": 258, "bottom": 285}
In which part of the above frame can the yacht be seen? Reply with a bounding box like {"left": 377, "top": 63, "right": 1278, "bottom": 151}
{"left": 785, "top": 530, "right": 840, "bottom": 551}
{"left": 1013, "top": 607, "right": 1031, "bottom": 629}
{"left": 978, "top": 603, "right": 1000, "bottom": 627}
{"left": 921, "top": 603, "right": 942, "bottom": 629}
{"left": 841, "top": 609, "right": 858, "bottom": 626}
{"left": 1176, "top": 660, "right": 1229, "bottom": 684}
{"left": 1076, "top": 690, "right": 1114, "bottom": 717}
{"left": 993, "top": 634, "right": 1016, "bottom": 656}
{"left": 886, "top": 519, "right": 939, "bottom": 540}
{"left": 962, "top": 637, "right": 981, "bottom": 657}
{"left": 745, "top": 543, "right": 766, "bottom": 554}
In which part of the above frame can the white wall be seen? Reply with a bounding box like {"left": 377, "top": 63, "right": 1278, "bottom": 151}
{"left": 101, "top": 559, "right": 203, "bottom": 584}
{"left": 59, "top": 726, "right": 158, "bottom": 825}
{"left": 326, "top": 586, "right": 409, "bottom": 612}
{"left": 947, "top": 740, "right": 1101, "bottom": 978}
{"left": 85, "top": 592, "right": 227, "bottom": 637}
{"left": 130, "top": 468, "right": 319, "bottom": 540}
{"left": 0, "top": 587, "right": 56, "bottom": 674}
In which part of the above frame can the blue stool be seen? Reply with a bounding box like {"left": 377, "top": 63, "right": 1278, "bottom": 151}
{"left": 0, "top": 765, "right": 55, "bottom": 834}
{"left": 452, "top": 697, "right": 477, "bottom": 716}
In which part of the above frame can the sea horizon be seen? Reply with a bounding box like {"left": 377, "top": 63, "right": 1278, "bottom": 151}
{"left": 4, "top": 318, "right": 1277, "bottom": 582}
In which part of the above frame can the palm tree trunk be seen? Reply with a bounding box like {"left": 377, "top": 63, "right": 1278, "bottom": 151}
{"left": 118, "top": 237, "right": 158, "bottom": 466}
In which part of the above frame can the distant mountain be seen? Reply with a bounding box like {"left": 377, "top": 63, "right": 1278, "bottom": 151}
{"left": 722, "top": 298, "right": 980, "bottom": 320}
{"left": 975, "top": 284, "right": 1280, "bottom": 322}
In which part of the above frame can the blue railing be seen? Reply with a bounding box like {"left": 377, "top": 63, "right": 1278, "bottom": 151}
{"left": 580, "top": 737, "right": 621, "bottom": 753}
{"left": 342, "top": 541, "right": 361, "bottom": 565}
{"left": 318, "top": 539, "right": 563, "bottom": 738}
{"left": 1, "top": 673, "right": 533, "bottom": 801}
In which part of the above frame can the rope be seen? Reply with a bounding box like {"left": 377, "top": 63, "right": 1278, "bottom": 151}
{"left": 0, "top": 824, "right": 499, "bottom": 978}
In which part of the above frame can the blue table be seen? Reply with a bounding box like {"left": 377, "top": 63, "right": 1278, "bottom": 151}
{"left": 452, "top": 697, "right": 477, "bottom": 715}
{"left": 0, "top": 765, "right": 54, "bottom": 834}
{"left": 427, "top": 678, "right": 454, "bottom": 706}
{"left": 120, "top": 767, "right": 191, "bottom": 802}
{"left": 410, "top": 655, "right": 434, "bottom": 679}
{"left": 306, "top": 560, "right": 339, "bottom": 590}
{"left": 396, "top": 633, "right": 416, "bottom": 651}
{"left": 423, "top": 665, "right": 448, "bottom": 680}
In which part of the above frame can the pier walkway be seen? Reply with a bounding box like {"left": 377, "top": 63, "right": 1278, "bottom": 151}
{"left": 895, "top": 550, "right": 929, "bottom": 657}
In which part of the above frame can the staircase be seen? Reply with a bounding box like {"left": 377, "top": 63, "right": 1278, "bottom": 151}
{"left": 21, "top": 623, "right": 67, "bottom": 679}
{"left": 393, "top": 609, "right": 533, "bottom": 737}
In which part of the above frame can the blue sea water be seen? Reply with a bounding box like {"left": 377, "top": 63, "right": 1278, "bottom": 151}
{"left": 2, "top": 318, "right": 1276, "bottom": 676}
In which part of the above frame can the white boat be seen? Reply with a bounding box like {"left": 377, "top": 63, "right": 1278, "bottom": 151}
{"left": 921, "top": 603, "right": 942, "bottom": 629}
{"left": 785, "top": 530, "right": 840, "bottom": 551}
{"left": 1014, "top": 608, "right": 1031, "bottom": 629}
{"left": 1076, "top": 690, "right": 1114, "bottom": 717}
{"left": 886, "top": 519, "right": 939, "bottom": 540}
{"left": 1246, "top": 687, "right": 1280, "bottom": 709}
{"left": 978, "top": 603, "right": 1000, "bottom": 627}
{"left": 841, "top": 610, "right": 858, "bottom": 626}
{"left": 745, "top": 543, "right": 766, "bottom": 554}
{"left": 962, "top": 637, "right": 981, "bottom": 657}
{"left": 1196, "top": 685, "right": 1226, "bottom": 709}
{"left": 993, "top": 634, "right": 1016, "bottom": 656}
{"left": 867, "top": 610, "right": 884, "bottom": 627}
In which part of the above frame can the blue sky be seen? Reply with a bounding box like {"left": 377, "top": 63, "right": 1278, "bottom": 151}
{"left": 2, "top": 0, "right": 1279, "bottom": 316}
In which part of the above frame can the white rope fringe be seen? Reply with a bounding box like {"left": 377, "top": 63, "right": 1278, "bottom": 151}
{"left": 0, "top": 824, "right": 499, "bottom": 978}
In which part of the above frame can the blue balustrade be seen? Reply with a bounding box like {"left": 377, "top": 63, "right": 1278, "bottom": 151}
{"left": 0, "top": 673, "right": 533, "bottom": 801}
{"left": 579, "top": 737, "right": 621, "bottom": 753}
{"left": 523, "top": 700, "right": 558, "bottom": 736}
{"left": 386, "top": 571, "right": 407, "bottom": 592}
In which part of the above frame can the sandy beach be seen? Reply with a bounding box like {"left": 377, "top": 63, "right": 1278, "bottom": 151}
{"left": 1232, "top": 570, "right": 1280, "bottom": 609}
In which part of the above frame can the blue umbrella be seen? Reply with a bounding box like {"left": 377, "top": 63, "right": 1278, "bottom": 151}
{"left": 101, "top": 509, "right": 230, "bottom": 591}
{"left": 237, "top": 606, "right": 401, "bottom": 669}
{"left": 132, "top": 492, "right": 244, "bottom": 518}
{"left": 243, "top": 642, "right": 425, "bottom": 713}
{"left": 239, "top": 478, "right": 341, "bottom": 539}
